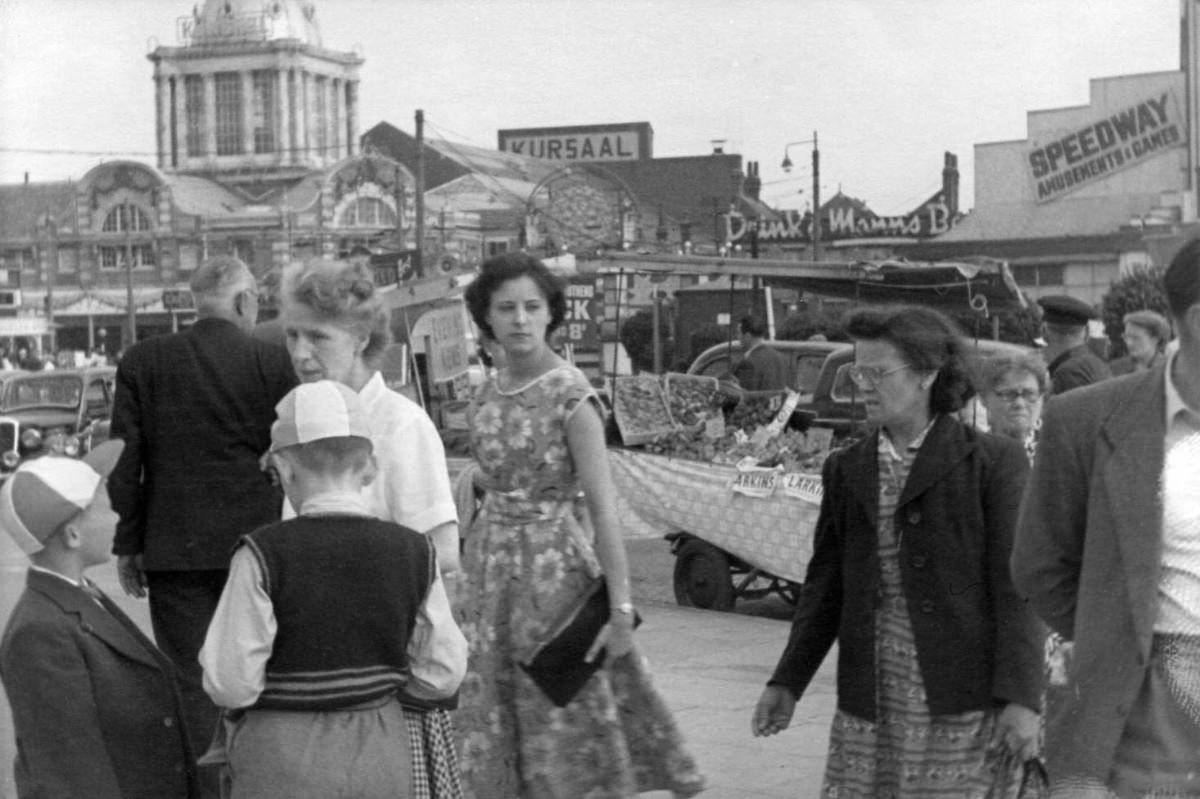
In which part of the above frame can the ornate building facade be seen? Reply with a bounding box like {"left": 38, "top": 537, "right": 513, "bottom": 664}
{"left": 0, "top": 0, "right": 413, "bottom": 356}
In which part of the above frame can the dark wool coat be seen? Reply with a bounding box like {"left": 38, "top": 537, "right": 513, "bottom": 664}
{"left": 108, "top": 317, "right": 296, "bottom": 570}
{"left": 770, "top": 414, "right": 1044, "bottom": 719}
{"left": 0, "top": 569, "right": 197, "bottom": 799}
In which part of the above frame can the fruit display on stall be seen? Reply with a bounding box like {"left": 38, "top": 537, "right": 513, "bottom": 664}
{"left": 725, "top": 392, "right": 786, "bottom": 432}
{"left": 646, "top": 423, "right": 834, "bottom": 472}
{"left": 612, "top": 375, "right": 676, "bottom": 445}
{"left": 664, "top": 373, "right": 723, "bottom": 427}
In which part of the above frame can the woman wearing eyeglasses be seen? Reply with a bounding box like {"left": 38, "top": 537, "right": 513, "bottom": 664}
{"left": 980, "top": 354, "right": 1049, "bottom": 463}
{"left": 752, "top": 305, "right": 1044, "bottom": 798}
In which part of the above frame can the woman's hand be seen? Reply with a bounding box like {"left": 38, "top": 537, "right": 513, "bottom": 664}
{"left": 584, "top": 610, "right": 636, "bottom": 663}
{"left": 990, "top": 702, "right": 1040, "bottom": 762}
{"left": 751, "top": 685, "right": 797, "bottom": 737}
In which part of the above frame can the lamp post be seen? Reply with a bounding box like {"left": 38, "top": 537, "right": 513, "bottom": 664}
{"left": 781, "top": 132, "right": 820, "bottom": 262}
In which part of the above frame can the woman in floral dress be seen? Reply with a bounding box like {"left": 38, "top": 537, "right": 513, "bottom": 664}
{"left": 457, "top": 253, "right": 704, "bottom": 799}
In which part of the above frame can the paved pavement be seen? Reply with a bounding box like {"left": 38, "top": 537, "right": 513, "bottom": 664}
{"left": 0, "top": 531, "right": 837, "bottom": 799}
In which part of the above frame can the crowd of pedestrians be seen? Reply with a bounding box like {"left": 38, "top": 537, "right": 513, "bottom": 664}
{"left": 0, "top": 241, "right": 1197, "bottom": 799}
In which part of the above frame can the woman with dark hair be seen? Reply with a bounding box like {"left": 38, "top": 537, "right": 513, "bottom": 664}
{"left": 752, "top": 305, "right": 1044, "bottom": 797}
{"left": 457, "top": 252, "right": 704, "bottom": 799}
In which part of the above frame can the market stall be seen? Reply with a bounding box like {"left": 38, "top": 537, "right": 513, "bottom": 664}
{"left": 603, "top": 369, "right": 830, "bottom": 611}
{"left": 609, "top": 447, "right": 821, "bottom": 610}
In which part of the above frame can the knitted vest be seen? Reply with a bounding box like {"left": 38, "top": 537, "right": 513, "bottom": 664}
{"left": 242, "top": 515, "right": 434, "bottom": 711}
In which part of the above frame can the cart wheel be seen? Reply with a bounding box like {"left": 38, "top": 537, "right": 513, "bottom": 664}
{"left": 673, "top": 539, "right": 735, "bottom": 611}
{"left": 779, "top": 580, "right": 803, "bottom": 606}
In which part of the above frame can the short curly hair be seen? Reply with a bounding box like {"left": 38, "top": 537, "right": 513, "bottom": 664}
{"left": 843, "top": 305, "right": 975, "bottom": 414}
{"left": 464, "top": 252, "right": 567, "bottom": 341}
{"left": 981, "top": 352, "right": 1049, "bottom": 395}
{"left": 280, "top": 258, "right": 390, "bottom": 363}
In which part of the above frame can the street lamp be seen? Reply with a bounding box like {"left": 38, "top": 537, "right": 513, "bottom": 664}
{"left": 781, "top": 132, "right": 820, "bottom": 262}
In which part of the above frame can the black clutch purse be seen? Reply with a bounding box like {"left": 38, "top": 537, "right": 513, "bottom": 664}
{"left": 519, "top": 576, "right": 642, "bottom": 708}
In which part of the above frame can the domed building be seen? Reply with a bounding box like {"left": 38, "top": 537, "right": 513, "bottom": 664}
{"left": 0, "top": 0, "right": 416, "bottom": 356}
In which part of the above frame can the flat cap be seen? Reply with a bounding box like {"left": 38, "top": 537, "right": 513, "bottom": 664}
{"left": 1038, "top": 295, "right": 1097, "bottom": 326}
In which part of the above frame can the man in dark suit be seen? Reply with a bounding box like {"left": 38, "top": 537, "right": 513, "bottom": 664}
{"left": 0, "top": 442, "right": 197, "bottom": 799}
{"left": 1037, "top": 294, "right": 1111, "bottom": 395}
{"left": 1014, "top": 240, "right": 1200, "bottom": 796}
{"left": 107, "top": 255, "right": 296, "bottom": 790}
{"left": 733, "top": 315, "right": 788, "bottom": 391}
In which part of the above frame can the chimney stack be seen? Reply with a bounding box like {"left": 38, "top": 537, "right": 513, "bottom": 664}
{"left": 743, "top": 161, "right": 762, "bottom": 201}
{"left": 942, "top": 152, "right": 959, "bottom": 217}
{"left": 711, "top": 139, "right": 726, "bottom": 155}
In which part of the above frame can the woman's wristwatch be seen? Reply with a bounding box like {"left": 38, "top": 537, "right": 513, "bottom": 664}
{"left": 613, "top": 601, "right": 635, "bottom": 616}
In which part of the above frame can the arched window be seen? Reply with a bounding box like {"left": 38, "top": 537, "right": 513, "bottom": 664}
{"left": 339, "top": 197, "right": 396, "bottom": 227}
{"left": 101, "top": 203, "right": 152, "bottom": 233}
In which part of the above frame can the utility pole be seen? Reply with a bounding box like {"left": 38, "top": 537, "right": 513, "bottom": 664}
{"left": 415, "top": 109, "right": 426, "bottom": 277}
{"left": 124, "top": 227, "right": 137, "bottom": 347}
{"left": 811, "top": 131, "right": 821, "bottom": 263}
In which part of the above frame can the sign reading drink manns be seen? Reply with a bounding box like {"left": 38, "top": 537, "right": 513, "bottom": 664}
{"left": 1027, "top": 90, "right": 1184, "bottom": 203}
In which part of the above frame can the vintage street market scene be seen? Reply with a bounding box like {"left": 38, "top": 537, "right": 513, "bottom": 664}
{"left": 2, "top": 2, "right": 1200, "bottom": 798}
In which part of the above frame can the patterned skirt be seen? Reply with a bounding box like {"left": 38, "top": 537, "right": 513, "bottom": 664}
{"left": 456, "top": 500, "right": 705, "bottom": 799}
{"left": 821, "top": 521, "right": 1013, "bottom": 797}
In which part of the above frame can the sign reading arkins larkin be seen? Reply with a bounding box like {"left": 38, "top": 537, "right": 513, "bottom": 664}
{"left": 1027, "top": 90, "right": 1184, "bottom": 203}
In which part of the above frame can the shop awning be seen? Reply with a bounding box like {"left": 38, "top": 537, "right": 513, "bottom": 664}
{"left": 0, "top": 317, "right": 51, "bottom": 336}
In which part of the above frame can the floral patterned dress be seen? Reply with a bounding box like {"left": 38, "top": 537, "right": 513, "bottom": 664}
{"left": 456, "top": 365, "right": 704, "bottom": 799}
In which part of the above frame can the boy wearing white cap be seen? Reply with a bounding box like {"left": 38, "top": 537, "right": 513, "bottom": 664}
{"left": 199, "top": 380, "right": 467, "bottom": 799}
{"left": 0, "top": 442, "right": 197, "bottom": 799}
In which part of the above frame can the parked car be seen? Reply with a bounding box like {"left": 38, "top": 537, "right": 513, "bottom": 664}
{"left": 0, "top": 366, "right": 117, "bottom": 479}
{"left": 687, "top": 339, "right": 849, "bottom": 398}
{"left": 688, "top": 337, "right": 1035, "bottom": 436}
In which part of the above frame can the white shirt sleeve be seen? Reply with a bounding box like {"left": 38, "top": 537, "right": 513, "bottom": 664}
{"left": 199, "top": 546, "right": 276, "bottom": 709}
{"left": 404, "top": 569, "right": 468, "bottom": 700}
{"left": 376, "top": 412, "right": 458, "bottom": 534}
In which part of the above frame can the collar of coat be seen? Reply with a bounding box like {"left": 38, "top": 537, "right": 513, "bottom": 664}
{"left": 25, "top": 568, "right": 166, "bottom": 671}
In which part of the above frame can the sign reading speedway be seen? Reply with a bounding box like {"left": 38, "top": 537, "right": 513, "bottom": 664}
{"left": 1027, "top": 90, "right": 1184, "bottom": 203}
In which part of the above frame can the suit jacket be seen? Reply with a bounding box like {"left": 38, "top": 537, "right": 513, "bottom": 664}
{"left": 1048, "top": 344, "right": 1111, "bottom": 395}
{"left": 733, "top": 342, "right": 788, "bottom": 392}
{"left": 0, "top": 569, "right": 197, "bottom": 799}
{"left": 1012, "top": 365, "right": 1167, "bottom": 782}
{"left": 109, "top": 317, "right": 297, "bottom": 570}
{"left": 769, "top": 414, "right": 1043, "bottom": 719}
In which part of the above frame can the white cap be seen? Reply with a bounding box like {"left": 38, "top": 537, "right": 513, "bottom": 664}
{"left": 271, "top": 381, "right": 371, "bottom": 451}
{"left": 0, "top": 440, "right": 124, "bottom": 555}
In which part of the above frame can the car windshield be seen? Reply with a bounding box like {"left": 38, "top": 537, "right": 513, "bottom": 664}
{"left": 2, "top": 375, "right": 83, "bottom": 411}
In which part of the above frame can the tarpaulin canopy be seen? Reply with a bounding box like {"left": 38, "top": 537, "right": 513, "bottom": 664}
{"left": 592, "top": 252, "right": 1027, "bottom": 315}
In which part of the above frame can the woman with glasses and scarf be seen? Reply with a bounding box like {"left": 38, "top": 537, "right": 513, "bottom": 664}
{"left": 752, "top": 305, "right": 1044, "bottom": 798}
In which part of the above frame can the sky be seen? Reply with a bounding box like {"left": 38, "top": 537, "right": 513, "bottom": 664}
{"left": 0, "top": 0, "right": 1184, "bottom": 214}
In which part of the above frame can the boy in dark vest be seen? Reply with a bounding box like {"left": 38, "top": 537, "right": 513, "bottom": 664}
{"left": 199, "top": 380, "right": 467, "bottom": 799}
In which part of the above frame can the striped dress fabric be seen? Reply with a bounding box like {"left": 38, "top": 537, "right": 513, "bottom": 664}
{"left": 820, "top": 424, "right": 1009, "bottom": 798}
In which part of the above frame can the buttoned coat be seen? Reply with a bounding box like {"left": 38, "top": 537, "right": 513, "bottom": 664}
{"left": 1012, "top": 365, "right": 1168, "bottom": 782}
{"left": 108, "top": 317, "right": 296, "bottom": 570}
{"left": 0, "top": 569, "right": 197, "bottom": 799}
{"left": 769, "top": 414, "right": 1044, "bottom": 719}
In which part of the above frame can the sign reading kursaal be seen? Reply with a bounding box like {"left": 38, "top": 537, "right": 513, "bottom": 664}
{"left": 1027, "top": 90, "right": 1184, "bottom": 203}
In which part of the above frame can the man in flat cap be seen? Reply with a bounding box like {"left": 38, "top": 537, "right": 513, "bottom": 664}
{"left": 1037, "top": 295, "right": 1111, "bottom": 395}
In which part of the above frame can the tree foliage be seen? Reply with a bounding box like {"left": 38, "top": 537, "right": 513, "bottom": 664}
{"left": 1099, "top": 266, "right": 1169, "bottom": 358}
{"left": 619, "top": 309, "right": 674, "bottom": 373}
